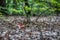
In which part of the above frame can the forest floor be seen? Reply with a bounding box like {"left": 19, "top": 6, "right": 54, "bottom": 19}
{"left": 0, "top": 16, "right": 60, "bottom": 40}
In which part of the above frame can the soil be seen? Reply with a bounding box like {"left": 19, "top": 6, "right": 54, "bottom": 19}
{"left": 0, "top": 16, "right": 60, "bottom": 40}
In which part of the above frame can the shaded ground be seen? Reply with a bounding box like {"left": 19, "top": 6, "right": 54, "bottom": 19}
{"left": 0, "top": 16, "right": 60, "bottom": 40}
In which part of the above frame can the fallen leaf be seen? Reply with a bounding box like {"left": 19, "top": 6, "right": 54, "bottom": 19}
{"left": 17, "top": 22, "right": 25, "bottom": 29}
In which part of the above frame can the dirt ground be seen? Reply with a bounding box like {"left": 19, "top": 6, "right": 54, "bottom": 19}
{"left": 0, "top": 16, "right": 60, "bottom": 40}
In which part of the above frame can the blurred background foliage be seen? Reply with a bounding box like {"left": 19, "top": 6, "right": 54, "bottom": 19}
{"left": 0, "top": 0, "right": 60, "bottom": 16}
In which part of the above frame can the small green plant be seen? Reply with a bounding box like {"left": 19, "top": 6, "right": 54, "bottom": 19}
{"left": 0, "top": 0, "right": 60, "bottom": 16}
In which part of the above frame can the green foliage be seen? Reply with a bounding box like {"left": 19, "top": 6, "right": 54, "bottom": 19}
{"left": 0, "top": 0, "right": 60, "bottom": 16}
